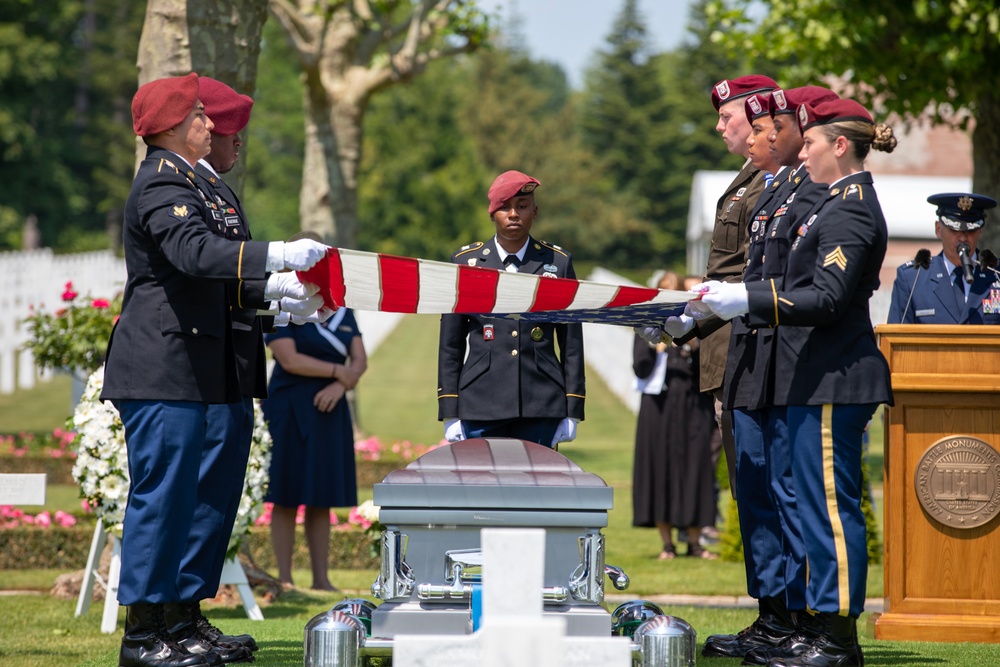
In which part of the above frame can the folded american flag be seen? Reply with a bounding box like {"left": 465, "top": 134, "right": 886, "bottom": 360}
{"left": 298, "top": 248, "right": 689, "bottom": 327}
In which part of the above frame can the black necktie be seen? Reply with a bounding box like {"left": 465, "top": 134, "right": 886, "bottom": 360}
{"left": 953, "top": 265, "right": 966, "bottom": 307}
{"left": 503, "top": 255, "right": 520, "bottom": 272}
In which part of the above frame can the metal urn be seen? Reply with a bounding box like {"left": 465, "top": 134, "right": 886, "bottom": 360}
{"left": 303, "top": 610, "right": 365, "bottom": 667}
{"left": 632, "top": 614, "right": 696, "bottom": 667}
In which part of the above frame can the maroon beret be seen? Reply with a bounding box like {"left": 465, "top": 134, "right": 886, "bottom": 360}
{"left": 198, "top": 77, "right": 254, "bottom": 136}
{"left": 711, "top": 74, "right": 778, "bottom": 111}
{"left": 132, "top": 73, "right": 199, "bottom": 137}
{"left": 487, "top": 170, "right": 540, "bottom": 215}
{"left": 770, "top": 86, "right": 839, "bottom": 117}
{"left": 797, "top": 98, "right": 873, "bottom": 132}
{"left": 744, "top": 93, "right": 770, "bottom": 123}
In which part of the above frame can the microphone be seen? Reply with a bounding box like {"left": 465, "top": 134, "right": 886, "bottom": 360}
{"left": 901, "top": 248, "right": 931, "bottom": 322}
{"left": 957, "top": 242, "right": 975, "bottom": 284}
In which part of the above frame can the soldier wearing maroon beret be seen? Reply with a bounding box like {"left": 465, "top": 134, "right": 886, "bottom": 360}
{"left": 104, "top": 73, "right": 331, "bottom": 667}
{"left": 697, "top": 96, "right": 898, "bottom": 667}
{"left": 437, "top": 170, "right": 586, "bottom": 449}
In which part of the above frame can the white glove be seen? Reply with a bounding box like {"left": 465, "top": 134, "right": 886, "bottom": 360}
{"left": 684, "top": 299, "right": 715, "bottom": 320}
{"left": 444, "top": 419, "right": 466, "bottom": 443}
{"left": 272, "top": 311, "right": 291, "bottom": 327}
{"left": 289, "top": 306, "right": 336, "bottom": 324}
{"left": 551, "top": 418, "right": 579, "bottom": 446}
{"left": 278, "top": 294, "right": 324, "bottom": 317}
{"left": 693, "top": 280, "right": 750, "bottom": 320}
{"left": 634, "top": 326, "right": 664, "bottom": 345}
{"left": 267, "top": 239, "right": 329, "bottom": 271}
{"left": 264, "top": 272, "right": 319, "bottom": 300}
{"left": 663, "top": 313, "right": 696, "bottom": 338}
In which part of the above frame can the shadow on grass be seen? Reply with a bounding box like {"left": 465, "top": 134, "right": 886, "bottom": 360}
{"left": 863, "top": 645, "right": 948, "bottom": 665}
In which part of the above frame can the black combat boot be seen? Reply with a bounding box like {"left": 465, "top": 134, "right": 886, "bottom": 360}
{"left": 702, "top": 596, "right": 797, "bottom": 658}
{"left": 119, "top": 603, "right": 210, "bottom": 667}
{"left": 164, "top": 602, "right": 252, "bottom": 664}
{"left": 188, "top": 600, "right": 259, "bottom": 652}
{"left": 742, "top": 610, "right": 822, "bottom": 665}
{"left": 767, "top": 612, "right": 863, "bottom": 667}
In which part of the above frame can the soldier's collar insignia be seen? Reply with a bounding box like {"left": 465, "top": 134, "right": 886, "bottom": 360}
{"left": 830, "top": 188, "right": 841, "bottom": 196}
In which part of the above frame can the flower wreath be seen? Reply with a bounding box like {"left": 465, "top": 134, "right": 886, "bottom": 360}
{"left": 71, "top": 366, "right": 271, "bottom": 559}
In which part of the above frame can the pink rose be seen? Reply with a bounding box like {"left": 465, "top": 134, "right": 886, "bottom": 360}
{"left": 92, "top": 298, "right": 111, "bottom": 309}
{"left": 34, "top": 512, "right": 52, "bottom": 528}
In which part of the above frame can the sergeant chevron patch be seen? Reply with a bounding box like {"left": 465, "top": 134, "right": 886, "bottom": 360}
{"left": 823, "top": 246, "right": 848, "bottom": 271}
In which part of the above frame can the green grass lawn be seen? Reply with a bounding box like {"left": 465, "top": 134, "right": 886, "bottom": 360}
{"left": 1, "top": 315, "right": 998, "bottom": 665}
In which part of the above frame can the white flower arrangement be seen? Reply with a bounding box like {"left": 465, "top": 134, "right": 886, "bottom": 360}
{"left": 72, "top": 366, "right": 271, "bottom": 559}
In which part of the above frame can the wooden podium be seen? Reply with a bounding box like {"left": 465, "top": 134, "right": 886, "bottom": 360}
{"left": 875, "top": 324, "right": 1000, "bottom": 642}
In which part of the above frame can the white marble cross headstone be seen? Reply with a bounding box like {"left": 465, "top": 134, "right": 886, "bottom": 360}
{"left": 393, "top": 527, "right": 631, "bottom": 667}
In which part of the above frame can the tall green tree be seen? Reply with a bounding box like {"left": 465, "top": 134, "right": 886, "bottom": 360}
{"left": 0, "top": 0, "right": 143, "bottom": 251}
{"left": 705, "top": 0, "right": 1000, "bottom": 246}
{"left": 578, "top": 0, "right": 678, "bottom": 266}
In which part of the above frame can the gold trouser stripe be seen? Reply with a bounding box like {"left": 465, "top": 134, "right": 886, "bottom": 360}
{"left": 237, "top": 282, "right": 244, "bottom": 308}
{"left": 437, "top": 394, "right": 458, "bottom": 399}
{"left": 238, "top": 241, "right": 246, "bottom": 280}
{"left": 566, "top": 393, "right": 585, "bottom": 399}
{"left": 770, "top": 278, "right": 779, "bottom": 324}
{"left": 821, "top": 403, "right": 851, "bottom": 616}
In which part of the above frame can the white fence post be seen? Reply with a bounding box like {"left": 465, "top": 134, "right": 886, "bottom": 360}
{"left": 0, "top": 249, "right": 126, "bottom": 395}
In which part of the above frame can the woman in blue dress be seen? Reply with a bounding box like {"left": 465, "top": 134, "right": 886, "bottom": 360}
{"left": 263, "top": 305, "right": 367, "bottom": 590}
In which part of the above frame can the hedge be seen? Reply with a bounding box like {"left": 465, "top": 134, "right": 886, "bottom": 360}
{"left": 0, "top": 457, "right": 402, "bottom": 489}
{"left": 0, "top": 525, "right": 379, "bottom": 571}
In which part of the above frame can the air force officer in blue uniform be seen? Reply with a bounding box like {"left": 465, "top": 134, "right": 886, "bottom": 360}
{"left": 101, "top": 73, "right": 328, "bottom": 667}
{"left": 887, "top": 193, "right": 1000, "bottom": 324}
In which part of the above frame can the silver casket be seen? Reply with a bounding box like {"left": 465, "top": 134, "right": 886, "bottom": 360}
{"left": 369, "top": 438, "right": 628, "bottom": 640}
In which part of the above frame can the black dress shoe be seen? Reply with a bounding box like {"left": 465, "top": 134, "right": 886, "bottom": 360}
{"left": 766, "top": 613, "right": 863, "bottom": 667}
{"left": 164, "top": 603, "right": 254, "bottom": 664}
{"left": 703, "top": 597, "right": 797, "bottom": 658}
{"left": 194, "top": 610, "right": 259, "bottom": 652}
{"left": 119, "top": 603, "right": 210, "bottom": 667}
{"left": 742, "top": 612, "right": 821, "bottom": 665}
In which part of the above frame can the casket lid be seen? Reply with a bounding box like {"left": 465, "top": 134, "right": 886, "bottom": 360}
{"left": 374, "top": 438, "right": 612, "bottom": 510}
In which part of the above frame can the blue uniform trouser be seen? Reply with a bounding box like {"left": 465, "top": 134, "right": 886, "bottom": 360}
{"left": 787, "top": 403, "right": 877, "bottom": 618}
{"left": 765, "top": 407, "right": 807, "bottom": 611}
{"left": 116, "top": 400, "right": 207, "bottom": 606}
{"left": 463, "top": 417, "right": 560, "bottom": 449}
{"left": 732, "top": 408, "right": 785, "bottom": 600}
{"left": 180, "top": 397, "right": 254, "bottom": 601}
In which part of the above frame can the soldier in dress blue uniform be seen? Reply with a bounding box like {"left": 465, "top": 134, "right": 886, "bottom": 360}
{"left": 887, "top": 193, "right": 1000, "bottom": 324}
{"left": 701, "top": 88, "right": 838, "bottom": 662}
{"left": 101, "top": 73, "right": 329, "bottom": 667}
{"left": 695, "top": 97, "right": 898, "bottom": 667}
{"left": 437, "top": 170, "right": 585, "bottom": 448}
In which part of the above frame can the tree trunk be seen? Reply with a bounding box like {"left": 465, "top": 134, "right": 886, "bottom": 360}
{"left": 132, "top": 0, "right": 268, "bottom": 198}
{"left": 973, "top": 91, "right": 1000, "bottom": 254}
{"left": 299, "top": 66, "right": 364, "bottom": 248}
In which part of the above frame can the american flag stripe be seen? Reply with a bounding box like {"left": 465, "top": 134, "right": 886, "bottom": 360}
{"left": 378, "top": 254, "right": 419, "bottom": 312}
{"left": 416, "top": 260, "right": 458, "bottom": 314}
{"left": 494, "top": 271, "right": 539, "bottom": 313}
{"left": 298, "top": 248, "right": 690, "bottom": 326}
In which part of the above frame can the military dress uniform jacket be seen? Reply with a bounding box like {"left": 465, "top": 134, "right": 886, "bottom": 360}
{"left": 745, "top": 172, "right": 893, "bottom": 407}
{"left": 694, "top": 160, "right": 767, "bottom": 393}
{"left": 723, "top": 167, "right": 826, "bottom": 411}
{"left": 195, "top": 163, "right": 272, "bottom": 398}
{"left": 886, "top": 252, "right": 1000, "bottom": 324}
{"left": 437, "top": 237, "right": 586, "bottom": 422}
{"left": 101, "top": 146, "right": 270, "bottom": 404}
